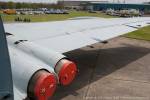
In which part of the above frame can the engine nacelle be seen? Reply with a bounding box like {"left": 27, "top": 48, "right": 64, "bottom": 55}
{"left": 7, "top": 35, "right": 77, "bottom": 86}
{"left": 9, "top": 46, "right": 57, "bottom": 100}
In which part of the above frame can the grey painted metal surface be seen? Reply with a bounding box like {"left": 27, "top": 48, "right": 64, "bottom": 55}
{"left": 9, "top": 46, "right": 55, "bottom": 99}
{"left": 4, "top": 17, "right": 150, "bottom": 53}
{"left": 7, "top": 35, "right": 66, "bottom": 69}
{"left": 0, "top": 17, "right": 13, "bottom": 100}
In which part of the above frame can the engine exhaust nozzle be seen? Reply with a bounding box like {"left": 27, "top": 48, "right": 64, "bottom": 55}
{"left": 55, "top": 59, "right": 77, "bottom": 86}
{"left": 28, "top": 70, "right": 57, "bottom": 100}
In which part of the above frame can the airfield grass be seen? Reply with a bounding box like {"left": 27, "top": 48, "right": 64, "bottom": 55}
{"left": 0, "top": 10, "right": 2, "bottom": 14}
{"left": 125, "top": 25, "right": 150, "bottom": 41}
{"left": 1, "top": 11, "right": 115, "bottom": 22}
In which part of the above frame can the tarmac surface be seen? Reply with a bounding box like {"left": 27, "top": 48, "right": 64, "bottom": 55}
{"left": 52, "top": 37, "right": 150, "bottom": 100}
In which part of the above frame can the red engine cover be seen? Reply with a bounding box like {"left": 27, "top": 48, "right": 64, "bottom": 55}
{"left": 58, "top": 60, "right": 77, "bottom": 86}
{"left": 28, "top": 70, "right": 57, "bottom": 100}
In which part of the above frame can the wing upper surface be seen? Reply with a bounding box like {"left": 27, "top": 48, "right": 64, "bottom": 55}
{"left": 4, "top": 17, "right": 150, "bottom": 53}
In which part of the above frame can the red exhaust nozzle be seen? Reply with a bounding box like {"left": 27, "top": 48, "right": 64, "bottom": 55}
{"left": 28, "top": 70, "right": 57, "bottom": 100}
{"left": 55, "top": 59, "right": 77, "bottom": 86}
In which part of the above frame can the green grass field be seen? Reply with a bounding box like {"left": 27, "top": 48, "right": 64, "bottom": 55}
{"left": 1, "top": 11, "right": 115, "bottom": 22}
{"left": 125, "top": 25, "right": 150, "bottom": 41}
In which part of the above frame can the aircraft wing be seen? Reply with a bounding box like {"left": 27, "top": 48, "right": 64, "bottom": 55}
{"left": 4, "top": 17, "right": 150, "bottom": 53}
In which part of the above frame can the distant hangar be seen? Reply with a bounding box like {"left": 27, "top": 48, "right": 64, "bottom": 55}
{"left": 91, "top": 2, "right": 150, "bottom": 11}
{"left": 58, "top": 0, "right": 150, "bottom": 11}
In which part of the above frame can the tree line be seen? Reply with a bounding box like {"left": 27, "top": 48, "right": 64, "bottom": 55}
{"left": 0, "top": 1, "right": 64, "bottom": 9}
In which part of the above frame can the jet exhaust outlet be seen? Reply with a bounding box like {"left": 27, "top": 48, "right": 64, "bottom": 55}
{"left": 55, "top": 59, "right": 77, "bottom": 86}
{"left": 27, "top": 70, "right": 57, "bottom": 100}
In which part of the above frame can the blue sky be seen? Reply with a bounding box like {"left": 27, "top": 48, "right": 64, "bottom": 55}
{"left": 0, "top": 0, "right": 149, "bottom": 3}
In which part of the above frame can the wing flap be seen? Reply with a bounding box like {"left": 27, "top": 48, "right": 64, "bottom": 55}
{"left": 33, "top": 25, "right": 136, "bottom": 53}
{"left": 34, "top": 32, "right": 98, "bottom": 53}
{"left": 124, "top": 21, "right": 150, "bottom": 28}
